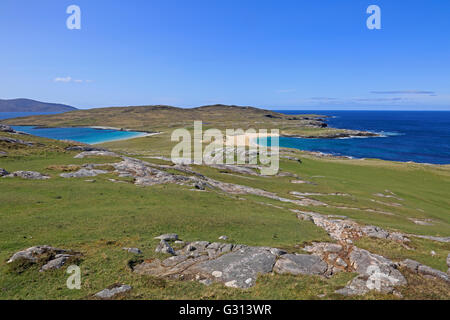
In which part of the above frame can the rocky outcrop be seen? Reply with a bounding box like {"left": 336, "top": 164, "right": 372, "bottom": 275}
{"left": 0, "top": 137, "right": 34, "bottom": 146}
{"left": 60, "top": 168, "right": 108, "bottom": 178}
{"left": 7, "top": 245, "right": 80, "bottom": 272}
{"left": 304, "top": 242, "right": 406, "bottom": 295}
{"left": 273, "top": 254, "right": 329, "bottom": 276}
{"left": 155, "top": 233, "right": 179, "bottom": 241}
{"left": 155, "top": 240, "right": 176, "bottom": 255}
{"left": 410, "top": 235, "right": 450, "bottom": 243}
{"left": 0, "top": 124, "right": 15, "bottom": 133}
{"left": 283, "top": 129, "right": 379, "bottom": 139}
{"left": 134, "top": 241, "right": 292, "bottom": 289}
{"left": 5, "top": 171, "right": 50, "bottom": 180}
{"left": 132, "top": 237, "right": 411, "bottom": 295}
{"left": 0, "top": 168, "right": 9, "bottom": 176}
{"left": 94, "top": 284, "right": 132, "bottom": 299}
{"left": 74, "top": 151, "right": 119, "bottom": 159}
{"left": 399, "top": 259, "right": 449, "bottom": 283}
{"left": 40, "top": 254, "right": 75, "bottom": 272}
{"left": 66, "top": 145, "right": 106, "bottom": 152}
{"left": 295, "top": 210, "right": 409, "bottom": 243}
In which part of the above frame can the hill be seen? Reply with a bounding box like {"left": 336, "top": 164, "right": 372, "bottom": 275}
{"left": 0, "top": 98, "right": 76, "bottom": 112}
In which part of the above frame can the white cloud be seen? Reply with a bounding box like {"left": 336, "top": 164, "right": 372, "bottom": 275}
{"left": 53, "top": 77, "right": 93, "bottom": 84}
{"left": 54, "top": 76, "right": 72, "bottom": 83}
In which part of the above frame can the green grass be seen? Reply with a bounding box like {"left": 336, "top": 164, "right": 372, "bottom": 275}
{"left": 1, "top": 128, "right": 449, "bottom": 300}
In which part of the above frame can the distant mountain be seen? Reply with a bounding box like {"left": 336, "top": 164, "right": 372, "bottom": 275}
{"left": 0, "top": 98, "right": 77, "bottom": 112}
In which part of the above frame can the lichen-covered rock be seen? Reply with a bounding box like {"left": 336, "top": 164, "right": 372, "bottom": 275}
{"left": 154, "top": 234, "right": 179, "bottom": 241}
{"left": 66, "top": 145, "right": 106, "bottom": 152}
{"left": 60, "top": 168, "right": 108, "bottom": 178}
{"left": 94, "top": 284, "right": 132, "bottom": 299}
{"left": 191, "top": 246, "right": 278, "bottom": 288}
{"left": 273, "top": 254, "right": 328, "bottom": 276}
{"left": 74, "top": 151, "right": 118, "bottom": 159}
{"left": 40, "top": 254, "right": 73, "bottom": 272}
{"left": 6, "top": 171, "right": 50, "bottom": 180}
{"left": 399, "top": 259, "right": 449, "bottom": 283}
{"left": 155, "top": 240, "right": 175, "bottom": 255}
{"left": 7, "top": 245, "right": 67, "bottom": 264}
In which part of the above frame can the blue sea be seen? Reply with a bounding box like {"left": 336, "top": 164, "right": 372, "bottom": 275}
{"left": 269, "top": 111, "right": 450, "bottom": 165}
{"left": 1, "top": 112, "right": 146, "bottom": 144}
{"left": 2, "top": 111, "right": 450, "bottom": 163}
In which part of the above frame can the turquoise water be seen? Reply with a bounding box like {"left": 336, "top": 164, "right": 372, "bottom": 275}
{"left": 11, "top": 126, "right": 146, "bottom": 144}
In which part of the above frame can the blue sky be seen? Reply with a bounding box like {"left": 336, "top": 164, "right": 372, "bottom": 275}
{"left": 0, "top": 0, "right": 449, "bottom": 110}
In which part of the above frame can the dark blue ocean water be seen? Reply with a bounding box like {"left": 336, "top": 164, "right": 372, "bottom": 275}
{"left": 271, "top": 111, "right": 450, "bottom": 164}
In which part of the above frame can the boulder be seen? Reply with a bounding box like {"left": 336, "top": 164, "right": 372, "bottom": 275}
{"left": 191, "top": 246, "right": 278, "bottom": 288}
{"left": 273, "top": 254, "right": 328, "bottom": 276}
{"left": 66, "top": 146, "right": 106, "bottom": 152}
{"left": 8, "top": 245, "right": 68, "bottom": 264}
{"left": 6, "top": 171, "right": 50, "bottom": 180}
{"left": 94, "top": 284, "right": 132, "bottom": 299}
{"left": 0, "top": 137, "right": 34, "bottom": 146}
{"left": 123, "top": 247, "right": 142, "bottom": 255}
{"left": 60, "top": 169, "right": 108, "bottom": 178}
{"left": 40, "top": 254, "right": 73, "bottom": 272}
{"left": 0, "top": 124, "right": 15, "bottom": 133}
{"left": 399, "top": 259, "right": 449, "bottom": 283}
{"left": 154, "top": 233, "right": 179, "bottom": 241}
{"left": 155, "top": 240, "right": 175, "bottom": 255}
{"left": 0, "top": 168, "right": 9, "bottom": 177}
{"left": 74, "top": 151, "right": 118, "bottom": 159}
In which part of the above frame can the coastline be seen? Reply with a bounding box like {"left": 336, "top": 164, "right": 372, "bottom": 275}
{"left": 92, "top": 131, "right": 161, "bottom": 145}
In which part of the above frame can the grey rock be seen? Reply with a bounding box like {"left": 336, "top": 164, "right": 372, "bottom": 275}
{"left": 40, "top": 254, "right": 72, "bottom": 272}
{"left": 218, "top": 235, "right": 229, "bottom": 241}
{"left": 0, "top": 168, "right": 9, "bottom": 177}
{"left": 0, "top": 137, "right": 34, "bottom": 146}
{"left": 411, "top": 235, "right": 450, "bottom": 243}
{"left": 0, "top": 124, "right": 15, "bottom": 133}
{"left": 60, "top": 169, "right": 108, "bottom": 178}
{"left": 155, "top": 240, "right": 175, "bottom": 255}
{"left": 6, "top": 171, "right": 50, "bottom": 180}
{"left": 74, "top": 151, "right": 118, "bottom": 159}
{"left": 95, "top": 284, "right": 132, "bottom": 299}
{"left": 7, "top": 245, "right": 68, "bottom": 264}
{"left": 273, "top": 254, "right": 328, "bottom": 276}
{"left": 154, "top": 233, "right": 179, "bottom": 241}
{"left": 335, "top": 276, "right": 372, "bottom": 296}
{"left": 66, "top": 145, "right": 106, "bottom": 152}
{"left": 447, "top": 254, "right": 450, "bottom": 268}
{"left": 400, "top": 259, "right": 449, "bottom": 283}
{"left": 123, "top": 247, "right": 142, "bottom": 254}
{"left": 192, "top": 246, "right": 277, "bottom": 288}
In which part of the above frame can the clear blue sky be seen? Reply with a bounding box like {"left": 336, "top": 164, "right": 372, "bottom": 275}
{"left": 1, "top": 0, "right": 449, "bottom": 110}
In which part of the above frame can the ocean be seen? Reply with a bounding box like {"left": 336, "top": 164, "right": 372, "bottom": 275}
{"left": 273, "top": 111, "right": 450, "bottom": 165}
{"left": 2, "top": 111, "right": 450, "bottom": 164}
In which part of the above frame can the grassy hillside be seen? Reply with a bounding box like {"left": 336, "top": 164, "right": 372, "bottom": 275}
{"left": 1, "top": 104, "right": 366, "bottom": 138}
{"left": 0, "top": 128, "right": 449, "bottom": 300}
